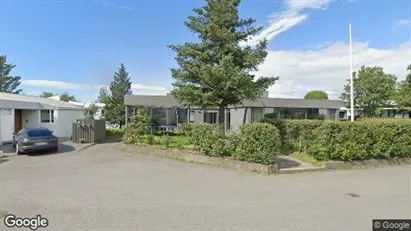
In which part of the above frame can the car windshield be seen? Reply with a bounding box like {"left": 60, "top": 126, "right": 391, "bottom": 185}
{"left": 27, "top": 130, "right": 52, "bottom": 137}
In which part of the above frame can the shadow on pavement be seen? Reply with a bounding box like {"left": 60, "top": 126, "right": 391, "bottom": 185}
{"left": 26, "top": 143, "right": 76, "bottom": 156}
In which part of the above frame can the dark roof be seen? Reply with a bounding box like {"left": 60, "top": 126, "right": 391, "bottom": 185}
{"left": 125, "top": 94, "right": 344, "bottom": 109}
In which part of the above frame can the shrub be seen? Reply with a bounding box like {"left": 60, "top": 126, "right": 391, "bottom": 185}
{"left": 147, "top": 135, "right": 154, "bottom": 145}
{"left": 123, "top": 124, "right": 139, "bottom": 144}
{"left": 307, "top": 119, "right": 411, "bottom": 161}
{"left": 233, "top": 123, "right": 281, "bottom": 165}
{"left": 163, "top": 134, "right": 171, "bottom": 148}
{"left": 129, "top": 108, "right": 152, "bottom": 135}
{"left": 260, "top": 118, "right": 323, "bottom": 153}
{"left": 178, "top": 123, "right": 230, "bottom": 156}
{"left": 284, "top": 120, "right": 323, "bottom": 153}
{"left": 106, "top": 128, "right": 124, "bottom": 138}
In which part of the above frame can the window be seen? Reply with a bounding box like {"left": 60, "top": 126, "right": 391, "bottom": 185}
{"left": 40, "top": 110, "right": 54, "bottom": 123}
{"left": 204, "top": 112, "right": 217, "bottom": 124}
{"left": 190, "top": 111, "right": 195, "bottom": 122}
{"left": 27, "top": 129, "right": 52, "bottom": 137}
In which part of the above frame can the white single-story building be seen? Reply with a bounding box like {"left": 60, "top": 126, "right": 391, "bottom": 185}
{"left": 0, "top": 92, "right": 85, "bottom": 144}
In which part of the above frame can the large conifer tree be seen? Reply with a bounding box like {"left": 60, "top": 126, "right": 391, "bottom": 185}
{"left": 169, "top": 0, "right": 278, "bottom": 126}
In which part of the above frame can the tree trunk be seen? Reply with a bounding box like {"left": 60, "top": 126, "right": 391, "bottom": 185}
{"left": 218, "top": 106, "right": 225, "bottom": 135}
{"left": 243, "top": 107, "right": 248, "bottom": 124}
{"left": 218, "top": 105, "right": 225, "bottom": 126}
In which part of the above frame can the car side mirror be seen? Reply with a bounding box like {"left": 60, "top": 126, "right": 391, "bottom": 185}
{"left": 50, "top": 131, "right": 54, "bottom": 133}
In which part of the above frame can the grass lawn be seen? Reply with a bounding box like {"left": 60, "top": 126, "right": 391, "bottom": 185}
{"left": 289, "top": 152, "right": 324, "bottom": 167}
{"left": 139, "top": 135, "right": 196, "bottom": 150}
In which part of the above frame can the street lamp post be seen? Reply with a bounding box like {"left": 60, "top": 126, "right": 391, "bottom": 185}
{"left": 349, "top": 21, "right": 354, "bottom": 122}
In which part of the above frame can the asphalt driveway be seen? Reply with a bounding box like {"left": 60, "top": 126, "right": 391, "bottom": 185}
{"left": 0, "top": 142, "right": 410, "bottom": 231}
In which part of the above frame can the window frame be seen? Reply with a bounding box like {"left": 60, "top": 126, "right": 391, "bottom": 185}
{"left": 39, "top": 109, "right": 55, "bottom": 123}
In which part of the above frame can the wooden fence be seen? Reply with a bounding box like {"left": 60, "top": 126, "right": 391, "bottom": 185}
{"left": 72, "top": 119, "right": 106, "bottom": 143}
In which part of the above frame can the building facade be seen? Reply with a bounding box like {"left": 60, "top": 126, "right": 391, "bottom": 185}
{"left": 124, "top": 92, "right": 344, "bottom": 132}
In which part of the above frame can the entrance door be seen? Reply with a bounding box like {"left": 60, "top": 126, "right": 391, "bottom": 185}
{"left": 14, "top": 109, "right": 22, "bottom": 133}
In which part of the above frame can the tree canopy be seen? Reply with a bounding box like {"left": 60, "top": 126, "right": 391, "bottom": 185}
{"left": 39, "top": 92, "right": 55, "bottom": 98}
{"left": 168, "top": 0, "right": 278, "bottom": 126}
{"left": 304, "top": 90, "right": 328, "bottom": 100}
{"left": 104, "top": 63, "right": 132, "bottom": 128}
{"left": 0, "top": 55, "right": 22, "bottom": 94}
{"left": 395, "top": 64, "right": 411, "bottom": 112}
{"left": 97, "top": 87, "right": 110, "bottom": 104}
{"left": 340, "top": 66, "right": 397, "bottom": 117}
{"left": 59, "top": 92, "right": 77, "bottom": 102}
{"left": 85, "top": 103, "right": 99, "bottom": 120}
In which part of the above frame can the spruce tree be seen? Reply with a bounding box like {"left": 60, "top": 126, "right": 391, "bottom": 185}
{"left": 105, "top": 63, "right": 132, "bottom": 128}
{"left": 168, "top": 0, "right": 277, "bottom": 126}
{"left": 0, "top": 55, "right": 22, "bottom": 94}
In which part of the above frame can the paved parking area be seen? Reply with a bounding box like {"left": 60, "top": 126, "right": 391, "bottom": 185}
{"left": 0, "top": 142, "right": 410, "bottom": 230}
{"left": 0, "top": 141, "right": 92, "bottom": 156}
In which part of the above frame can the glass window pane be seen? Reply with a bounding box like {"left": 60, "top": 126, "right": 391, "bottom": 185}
{"left": 41, "top": 110, "right": 50, "bottom": 123}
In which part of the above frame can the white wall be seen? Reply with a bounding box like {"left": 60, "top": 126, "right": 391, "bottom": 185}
{"left": 229, "top": 108, "right": 250, "bottom": 132}
{"left": 22, "top": 109, "right": 84, "bottom": 138}
{"left": 0, "top": 108, "right": 15, "bottom": 143}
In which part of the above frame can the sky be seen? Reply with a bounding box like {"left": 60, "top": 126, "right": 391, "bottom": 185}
{"left": 1, "top": 0, "right": 410, "bottom": 102}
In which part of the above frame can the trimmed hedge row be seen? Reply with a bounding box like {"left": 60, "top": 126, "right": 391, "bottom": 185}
{"left": 125, "top": 122, "right": 281, "bottom": 165}
{"left": 261, "top": 118, "right": 411, "bottom": 161}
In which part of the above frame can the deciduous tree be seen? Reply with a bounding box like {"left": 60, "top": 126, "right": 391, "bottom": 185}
{"left": 39, "top": 92, "right": 55, "bottom": 98}
{"left": 395, "top": 64, "right": 411, "bottom": 113}
{"left": 168, "top": 0, "right": 278, "bottom": 126}
{"left": 304, "top": 90, "right": 328, "bottom": 100}
{"left": 340, "top": 66, "right": 397, "bottom": 117}
{"left": 84, "top": 103, "right": 99, "bottom": 120}
{"left": 60, "top": 92, "right": 77, "bottom": 102}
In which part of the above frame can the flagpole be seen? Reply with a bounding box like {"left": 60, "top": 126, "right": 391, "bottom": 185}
{"left": 349, "top": 21, "right": 354, "bottom": 122}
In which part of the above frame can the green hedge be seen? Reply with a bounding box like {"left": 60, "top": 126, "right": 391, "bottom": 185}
{"left": 260, "top": 118, "right": 323, "bottom": 153}
{"left": 106, "top": 128, "right": 125, "bottom": 138}
{"left": 233, "top": 123, "right": 281, "bottom": 165}
{"left": 180, "top": 123, "right": 230, "bottom": 156}
{"left": 308, "top": 120, "right": 411, "bottom": 161}
{"left": 260, "top": 118, "right": 411, "bottom": 161}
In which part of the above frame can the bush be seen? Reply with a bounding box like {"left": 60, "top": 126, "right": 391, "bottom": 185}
{"left": 307, "top": 119, "right": 411, "bottom": 161}
{"left": 129, "top": 108, "right": 152, "bottom": 135}
{"left": 147, "top": 135, "right": 154, "bottom": 145}
{"left": 123, "top": 124, "right": 139, "bottom": 144}
{"left": 260, "top": 118, "right": 323, "bottom": 153}
{"left": 177, "top": 123, "right": 230, "bottom": 156}
{"left": 163, "top": 134, "right": 171, "bottom": 148}
{"left": 233, "top": 123, "right": 281, "bottom": 165}
{"left": 106, "top": 128, "right": 124, "bottom": 138}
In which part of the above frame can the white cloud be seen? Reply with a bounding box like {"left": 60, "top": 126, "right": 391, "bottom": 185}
{"left": 21, "top": 80, "right": 101, "bottom": 90}
{"left": 392, "top": 19, "right": 410, "bottom": 31}
{"left": 21, "top": 80, "right": 167, "bottom": 92}
{"left": 241, "top": 0, "right": 336, "bottom": 46}
{"left": 257, "top": 41, "right": 411, "bottom": 99}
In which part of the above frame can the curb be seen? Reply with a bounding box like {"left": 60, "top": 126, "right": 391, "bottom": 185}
{"left": 275, "top": 166, "right": 325, "bottom": 174}
{"left": 324, "top": 158, "right": 411, "bottom": 170}
{"left": 124, "top": 144, "right": 277, "bottom": 175}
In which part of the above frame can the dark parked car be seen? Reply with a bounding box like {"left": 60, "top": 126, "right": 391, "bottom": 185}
{"left": 13, "top": 128, "right": 58, "bottom": 154}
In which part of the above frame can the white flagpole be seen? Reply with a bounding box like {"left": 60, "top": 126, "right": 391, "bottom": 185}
{"left": 349, "top": 21, "right": 354, "bottom": 122}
